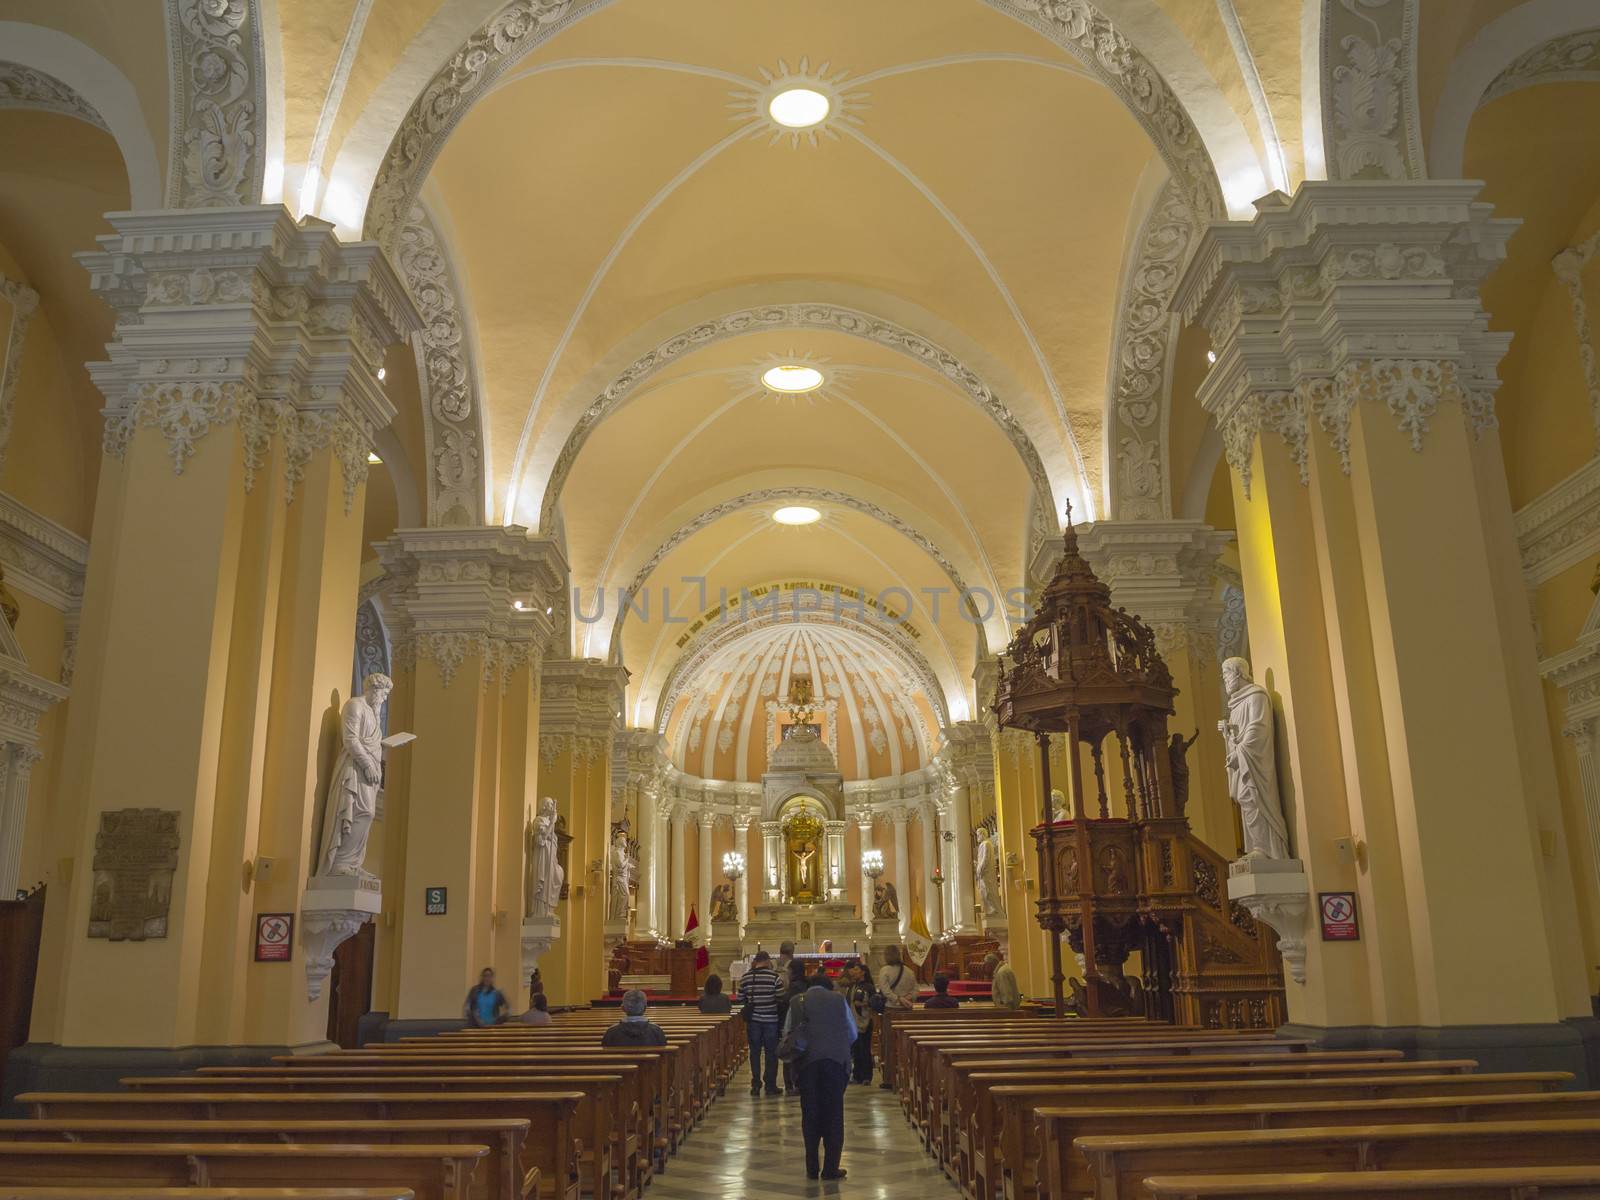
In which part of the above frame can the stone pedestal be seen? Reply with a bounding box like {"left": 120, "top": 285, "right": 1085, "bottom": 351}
{"left": 521, "top": 914, "right": 561, "bottom": 983}
{"left": 981, "top": 914, "right": 1009, "bottom": 952}
{"left": 302, "top": 874, "right": 383, "bottom": 1002}
{"left": 709, "top": 918, "right": 742, "bottom": 981}
{"left": 866, "top": 916, "right": 902, "bottom": 975}
{"left": 603, "top": 918, "right": 629, "bottom": 951}
{"left": 1227, "top": 856, "right": 1310, "bottom": 984}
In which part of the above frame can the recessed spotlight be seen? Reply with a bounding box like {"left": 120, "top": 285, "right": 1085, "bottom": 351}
{"left": 513, "top": 599, "right": 526, "bottom": 611}
{"left": 366, "top": 451, "right": 382, "bottom": 464}
{"left": 377, "top": 367, "right": 387, "bottom": 382}
{"left": 774, "top": 505, "right": 822, "bottom": 526}
{"left": 546, "top": 605, "right": 553, "bottom": 615}
{"left": 768, "top": 87, "right": 830, "bottom": 129}
{"left": 1205, "top": 350, "right": 1217, "bottom": 365}
{"left": 762, "top": 364, "right": 824, "bottom": 393}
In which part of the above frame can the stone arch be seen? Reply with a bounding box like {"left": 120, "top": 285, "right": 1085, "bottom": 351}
{"left": 353, "top": 0, "right": 1229, "bottom": 249}
{"left": 1430, "top": 1, "right": 1600, "bottom": 180}
{"left": 163, "top": 0, "right": 271, "bottom": 207}
{"left": 605, "top": 486, "right": 1001, "bottom": 661}
{"left": 1318, "top": 0, "right": 1426, "bottom": 182}
{"left": 393, "top": 202, "right": 491, "bottom": 526}
{"left": 0, "top": 23, "right": 162, "bottom": 208}
{"left": 533, "top": 301, "right": 1056, "bottom": 535}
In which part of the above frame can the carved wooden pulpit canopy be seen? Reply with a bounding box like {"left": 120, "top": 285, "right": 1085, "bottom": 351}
{"left": 993, "top": 506, "right": 1285, "bottom": 1027}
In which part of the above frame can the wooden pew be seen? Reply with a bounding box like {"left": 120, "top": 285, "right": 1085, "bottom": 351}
{"left": 128, "top": 1071, "right": 634, "bottom": 1200}
{"left": 1036, "top": 1091, "right": 1600, "bottom": 1200}
{"left": 1080, "top": 1119, "right": 1600, "bottom": 1200}
{"left": 0, "top": 1142, "right": 487, "bottom": 1200}
{"left": 1138, "top": 1165, "right": 1600, "bottom": 1199}
{"left": 964, "top": 1059, "right": 1476, "bottom": 1200}
{"left": 21, "top": 1093, "right": 580, "bottom": 1200}
{"left": 987, "top": 1072, "right": 1574, "bottom": 1200}
{"left": 0, "top": 1119, "right": 533, "bottom": 1200}
{"left": 0, "top": 1191, "right": 417, "bottom": 1200}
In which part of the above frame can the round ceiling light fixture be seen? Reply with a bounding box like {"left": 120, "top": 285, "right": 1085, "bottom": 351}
{"left": 773, "top": 505, "right": 822, "bottom": 526}
{"left": 768, "top": 86, "right": 830, "bottom": 129}
{"left": 762, "top": 364, "right": 825, "bottom": 393}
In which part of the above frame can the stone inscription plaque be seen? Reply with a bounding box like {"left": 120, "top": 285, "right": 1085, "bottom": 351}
{"left": 87, "top": 808, "right": 180, "bottom": 941}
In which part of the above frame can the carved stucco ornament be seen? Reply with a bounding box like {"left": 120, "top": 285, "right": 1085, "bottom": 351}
{"left": 166, "top": 0, "right": 267, "bottom": 207}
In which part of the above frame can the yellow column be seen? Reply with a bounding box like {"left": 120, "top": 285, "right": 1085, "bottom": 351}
{"left": 990, "top": 721, "right": 1049, "bottom": 998}
{"left": 1174, "top": 181, "right": 1593, "bottom": 1056}
{"left": 536, "top": 658, "right": 626, "bottom": 1006}
{"left": 26, "top": 208, "right": 416, "bottom": 1063}
{"left": 376, "top": 527, "right": 562, "bottom": 1022}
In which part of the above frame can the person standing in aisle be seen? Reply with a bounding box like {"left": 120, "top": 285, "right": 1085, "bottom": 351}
{"left": 738, "top": 950, "right": 782, "bottom": 1096}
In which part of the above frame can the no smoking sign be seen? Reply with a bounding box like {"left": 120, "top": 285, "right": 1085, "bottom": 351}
{"left": 1318, "top": 892, "right": 1359, "bottom": 942}
{"left": 255, "top": 912, "right": 294, "bottom": 962}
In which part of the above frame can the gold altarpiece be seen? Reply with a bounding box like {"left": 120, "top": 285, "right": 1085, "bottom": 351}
{"left": 784, "top": 813, "right": 825, "bottom": 904}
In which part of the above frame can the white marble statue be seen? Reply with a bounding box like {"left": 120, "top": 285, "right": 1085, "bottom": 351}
{"left": 975, "top": 829, "right": 1005, "bottom": 918}
{"left": 607, "top": 828, "right": 634, "bottom": 920}
{"left": 1218, "top": 657, "right": 1292, "bottom": 860}
{"left": 317, "top": 673, "right": 395, "bottom": 877}
{"left": 528, "top": 796, "right": 564, "bottom": 918}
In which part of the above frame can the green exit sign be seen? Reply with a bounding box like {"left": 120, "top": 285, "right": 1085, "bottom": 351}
{"left": 425, "top": 886, "right": 447, "bottom": 915}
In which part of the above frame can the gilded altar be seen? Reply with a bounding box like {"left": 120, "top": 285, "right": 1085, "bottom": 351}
{"left": 784, "top": 813, "right": 825, "bottom": 903}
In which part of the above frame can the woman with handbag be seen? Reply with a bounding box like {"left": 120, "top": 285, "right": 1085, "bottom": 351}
{"left": 784, "top": 974, "right": 857, "bottom": 1180}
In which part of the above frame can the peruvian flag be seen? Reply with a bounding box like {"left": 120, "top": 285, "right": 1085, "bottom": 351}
{"left": 686, "top": 905, "right": 708, "bottom": 971}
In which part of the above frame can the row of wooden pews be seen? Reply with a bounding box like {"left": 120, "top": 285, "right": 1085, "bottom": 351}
{"left": 885, "top": 1006, "right": 1600, "bottom": 1200}
{"left": 0, "top": 1008, "right": 741, "bottom": 1200}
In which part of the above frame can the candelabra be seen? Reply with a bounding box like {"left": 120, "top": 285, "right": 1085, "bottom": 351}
{"left": 861, "top": 849, "right": 885, "bottom": 880}
{"left": 722, "top": 850, "right": 745, "bottom": 881}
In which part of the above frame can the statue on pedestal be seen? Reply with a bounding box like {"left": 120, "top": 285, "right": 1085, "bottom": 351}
{"left": 317, "top": 674, "right": 397, "bottom": 877}
{"left": 1168, "top": 729, "right": 1198, "bottom": 812}
{"left": 1218, "top": 657, "right": 1292, "bottom": 860}
{"left": 975, "top": 829, "right": 1004, "bottom": 918}
{"left": 607, "top": 826, "right": 635, "bottom": 921}
{"left": 872, "top": 879, "right": 900, "bottom": 920}
{"left": 527, "top": 796, "right": 564, "bottom": 918}
{"left": 709, "top": 881, "right": 738, "bottom": 922}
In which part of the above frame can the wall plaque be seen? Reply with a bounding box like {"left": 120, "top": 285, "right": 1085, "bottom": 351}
{"left": 87, "top": 808, "right": 180, "bottom": 941}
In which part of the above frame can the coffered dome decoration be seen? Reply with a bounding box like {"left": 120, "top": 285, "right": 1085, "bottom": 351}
{"left": 660, "top": 622, "right": 940, "bottom": 783}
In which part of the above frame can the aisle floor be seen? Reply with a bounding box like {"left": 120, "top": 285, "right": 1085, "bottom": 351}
{"left": 650, "top": 1077, "right": 964, "bottom": 1198}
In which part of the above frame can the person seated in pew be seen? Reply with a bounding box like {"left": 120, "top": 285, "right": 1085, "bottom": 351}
{"left": 464, "top": 966, "right": 510, "bottom": 1027}
{"left": 602, "top": 988, "right": 668, "bottom": 1046}
{"left": 519, "top": 990, "right": 552, "bottom": 1026}
{"left": 923, "top": 973, "right": 960, "bottom": 1009}
{"left": 698, "top": 974, "right": 732, "bottom": 1014}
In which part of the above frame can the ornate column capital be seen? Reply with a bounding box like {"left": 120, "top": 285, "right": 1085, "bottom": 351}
{"left": 1173, "top": 181, "right": 1516, "bottom": 496}
{"left": 1076, "top": 520, "right": 1232, "bottom": 658}
{"left": 81, "top": 207, "right": 422, "bottom": 511}
{"left": 540, "top": 657, "right": 629, "bottom": 753}
{"left": 378, "top": 526, "right": 564, "bottom": 689}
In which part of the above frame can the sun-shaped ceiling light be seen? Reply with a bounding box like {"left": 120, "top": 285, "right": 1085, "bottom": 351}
{"left": 762, "top": 364, "right": 825, "bottom": 393}
{"left": 730, "top": 57, "right": 867, "bottom": 148}
{"left": 769, "top": 87, "right": 830, "bottom": 129}
{"left": 773, "top": 505, "right": 823, "bottom": 526}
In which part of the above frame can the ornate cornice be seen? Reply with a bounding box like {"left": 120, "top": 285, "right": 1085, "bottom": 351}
{"left": 536, "top": 302, "right": 1053, "bottom": 534}
{"left": 80, "top": 209, "right": 421, "bottom": 508}
{"left": 0, "top": 492, "right": 88, "bottom": 614}
{"left": 1077, "top": 519, "right": 1232, "bottom": 636}
{"left": 378, "top": 524, "right": 564, "bottom": 689}
{"left": 1515, "top": 455, "right": 1600, "bottom": 587}
{"left": 540, "top": 656, "right": 628, "bottom": 743}
{"left": 0, "top": 62, "right": 107, "bottom": 130}
{"left": 395, "top": 204, "right": 485, "bottom": 526}
{"left": 165, "top": 0, "right": 267, "bottom": 207}
{"left": 1173, "top": 182, "right": 1515, "bottom": 496}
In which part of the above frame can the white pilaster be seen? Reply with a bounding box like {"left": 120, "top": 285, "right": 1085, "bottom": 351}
{"left": 920, "top": 805, "right": 942, "bottom": 937}
{"left": 697, "top": 810, "right": 715, "bottom": 932}
{"left": 670, "top": 804, "right": 687, "bottom": 937}
{"left": 637, "top": 785, "right": 658, "bottom": 937}
{"left": 857, "top": 814, "right": 874, "bottom": 921}
{"left": 734, "top": 816, "right": 751, "bottom": 931}
{"left": 893, "top": 809, "right": 911, "bottom": 937}
{"left": 948, "top": 785, "right": 973, "bottom": 931}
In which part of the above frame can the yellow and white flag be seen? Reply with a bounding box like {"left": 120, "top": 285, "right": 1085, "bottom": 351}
{"left": 904, "top": 904, "right": 934, "bottom": 967}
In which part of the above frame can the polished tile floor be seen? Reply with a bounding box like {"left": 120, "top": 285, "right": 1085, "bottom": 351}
{"left": 650, "top": 1079, "right": 964, "bottom": 1198}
